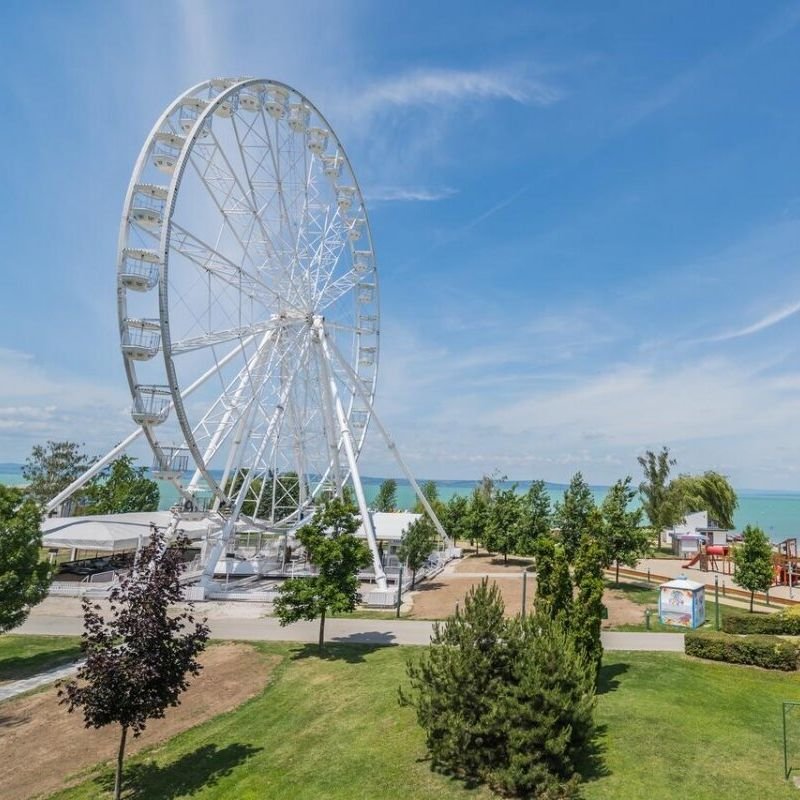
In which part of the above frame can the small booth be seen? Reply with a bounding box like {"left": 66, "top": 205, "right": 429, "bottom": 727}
{"left": 659, "top": 576, "right": 706, "bottom": 629}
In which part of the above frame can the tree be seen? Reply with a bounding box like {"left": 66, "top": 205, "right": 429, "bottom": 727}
{"left": 82, "top": 456, "right": 159, "bottom": 515}
{"left": 401, "top": 579, "right": 596, "bottom": 797}
{"left": 572, "top": 528, "right": 606, "bottom": 683}
{"left": 401, "top": 579, "right": 516, "bottom": 784}
{"left": 732, "top": 525, "right": 774, "bottom": 612}
{"left": 555, "top": 472, "right": 595, "bottom": 562}
{"left": 0, "top": 485, "right": 52, "bottom": 632}
{"left": 671, "top": 471, "right": 738, "bottom": 530}
{"left": 484, "top": 486, "right": 523, "bottom": 564}
{"left": 488, "top": 614, "right": 596, "bottom": 799}
{"left": 22, "top": 440, "right": 93, "bottom": 509}
{"left": 413, "top": 480, "right": 440, "bottom": 514}
{"left": 464, "top": 486, "right": 490, "bottom": 554}
{"left": 439, "top": 493, "right": 469, "bottom": 544}
{"left": 518, "top": 480, "right": 552, "bottom": 555}
{"left": 274, "top": 498, "right": 371, "bottom": 650}
{"left": 58, "top": 528, "right": 209, "bottom": 800}
{"left": 637, "top": 447, "right": 681, "bottom": 535}
{"left": 533, "top": 534, "right": 556, "bottom": 611}
{"left": 373, "top": 478, "right": 398, "bottom": 512}
{"left": 398, "top": 515, "right": 439, "bottom": 588}
{"left": 598, "top": 477, "right": 647, "bottom": 585}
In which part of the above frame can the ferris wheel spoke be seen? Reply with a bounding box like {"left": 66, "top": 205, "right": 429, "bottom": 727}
{"left": 170, "top": 318, "right": 295, "bottom": 355}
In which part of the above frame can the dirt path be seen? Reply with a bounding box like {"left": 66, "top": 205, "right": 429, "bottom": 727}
{"left": 409, "top": 555, "right": 650, "bottom": 627}
{"left": 0, "top": 643, "right": 279, "bottom": 800}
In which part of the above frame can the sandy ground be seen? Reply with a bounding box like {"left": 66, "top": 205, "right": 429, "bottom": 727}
{"left": 408, "top": 554, "right": 648, "bottom": 627}
{"left": 0, "top": 643, "right": 278, "bottom": 800}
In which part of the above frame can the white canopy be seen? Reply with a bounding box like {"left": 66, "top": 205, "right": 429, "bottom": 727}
{"left": 356, "top": 511, "right": 420, "bottom": 542}
{"left": 41, "top": 511, "right": 216, "bottom": 553}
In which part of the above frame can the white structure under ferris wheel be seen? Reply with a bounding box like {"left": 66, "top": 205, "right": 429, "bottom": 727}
{"left": 46, "top": 77, "right": 449, "bottom": 590}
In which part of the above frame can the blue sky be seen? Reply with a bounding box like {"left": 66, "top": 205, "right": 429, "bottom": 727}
{"left": 1, "top": 1, "right": 800, "bottom": 488}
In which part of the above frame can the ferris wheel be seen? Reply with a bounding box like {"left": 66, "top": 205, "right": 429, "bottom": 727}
{"left": 47, "top": 78, "right": 448, "bottom": 590}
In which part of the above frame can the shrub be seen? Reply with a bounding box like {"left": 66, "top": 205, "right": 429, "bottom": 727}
{"left": 685, "top": 630, "right": 799, "bottom": 671}
{"left": 722, "top": 611, "right": 800, "bottom": 635}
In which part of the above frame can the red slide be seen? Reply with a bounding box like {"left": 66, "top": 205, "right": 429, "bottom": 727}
{"left": 682, "top": 552, "right": 702, "bottom": 569}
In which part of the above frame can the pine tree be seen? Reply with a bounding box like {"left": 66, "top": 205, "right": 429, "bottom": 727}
{"left": 555, "top": 472, "right": 595, "bottom": 562}
{"left": 488, "top": 614, "right": 596, "bottom": 799}
{"left": 572, "top": 528, "right": 606, "bottom": 683}
{"left": 401, "top": 579, "right": 515, "bottom": 782}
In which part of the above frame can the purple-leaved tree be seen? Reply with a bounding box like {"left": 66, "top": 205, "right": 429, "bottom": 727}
{"left": 58, "top": 525, "right": 209, "bottom": 799}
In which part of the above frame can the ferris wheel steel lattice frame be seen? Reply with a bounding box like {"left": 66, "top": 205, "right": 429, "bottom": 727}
{"left": 46, "top": 78, "right": 450, "bottom": 590}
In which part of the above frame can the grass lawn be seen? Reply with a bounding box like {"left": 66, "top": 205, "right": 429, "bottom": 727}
{"left": 34, "top": 640, "right": 800, "bottom": 799}
{"left": 0, "top": 634, "right": 82, "bottom": 683}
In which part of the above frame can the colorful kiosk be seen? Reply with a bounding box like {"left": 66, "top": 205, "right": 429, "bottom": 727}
{"left": 659, "top": 576, "right": 706, "bottom": 629}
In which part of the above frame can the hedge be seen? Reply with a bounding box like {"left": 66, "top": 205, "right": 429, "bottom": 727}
{"left": 722, "top": 612, "right": 800, "bottom": 635}
{"left": 685, "top": 630, "right": 799, "bottom": 671}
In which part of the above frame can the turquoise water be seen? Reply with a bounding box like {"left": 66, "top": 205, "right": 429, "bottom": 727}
{"left": 3, "top": 467, "right": 798, "bottom": 541}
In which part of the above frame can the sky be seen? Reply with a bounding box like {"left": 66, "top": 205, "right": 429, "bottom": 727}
{"left": 1, "top": 1, "right": 800, "bottom": 488}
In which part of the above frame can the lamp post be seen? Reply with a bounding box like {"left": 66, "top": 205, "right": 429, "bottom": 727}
{"left": 396, "top": 565, "right": 404, "bottom": 619}
{"left": 715, "top": 574, "right": 720, "bottom": 630}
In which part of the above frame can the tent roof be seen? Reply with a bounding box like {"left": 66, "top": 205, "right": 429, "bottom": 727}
{"left": 355, "top": 511, "right": 421, "bottom": 542}
{"left": 41, "top": 511, "right": 216, "bottom": 553}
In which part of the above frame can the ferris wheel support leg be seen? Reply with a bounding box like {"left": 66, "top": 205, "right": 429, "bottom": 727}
{"left": 316, "top": 327, "right": 387, "bottom": 591}
{"left": 323, "top": 330, "right": 453, "bottom": 550}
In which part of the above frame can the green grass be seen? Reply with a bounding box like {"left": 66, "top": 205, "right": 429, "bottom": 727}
{"left": 0, "top": 634, "right": 82, "bottom": 682}
{"left": 584, "top": 652, "right": 800, "bottom": 799}
{"left": 40, "top": 641, "right": 800, "bottom": 799}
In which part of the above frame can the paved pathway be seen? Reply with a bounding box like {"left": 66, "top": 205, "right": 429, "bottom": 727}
{"left": 0, "top": 660, "right": 82, "bottom": 703}
{"left": 17, "top": 614, "right": 683, "bottom": 651}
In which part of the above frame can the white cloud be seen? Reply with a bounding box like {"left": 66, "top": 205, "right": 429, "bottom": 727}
{"left": 706, "top": 299, "right": 800, "bottom": 342}
{"left": 367, "top": 186, "right": 457, "bottom": 203}
{"left": 355, "top": 66, "right": 559, "bottom": 115}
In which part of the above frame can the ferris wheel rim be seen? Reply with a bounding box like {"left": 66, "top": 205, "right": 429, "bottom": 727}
{"left": 117, "top": 77, "right": 380, "bottom": 521}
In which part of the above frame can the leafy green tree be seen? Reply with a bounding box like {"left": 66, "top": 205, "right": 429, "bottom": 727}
{"left": 555, "top": 472, "right": 595, "bottom": 562}
{"left": 598, "top": 477, "right": 647, "bottom": 585}
{"left": 274, "top": 498, "right": 371, "bottom": 650}
{"left": 82, "top": 456, "right": 159, "bottom": 515}
{"left": 637, "top": 447, "right": 681, "bottom": 535}
{"left": 671, "top": 471, "right": 738, "bottom": 529}
{"left": 484, "top": 486, "right": 523, "bottom": 564}
{"left": 22, "top": 440, "right": 93, "bottom": 510}
{"left": 413, "top": 480, "right": 440, "bottom": 514}
{"left": 439, "top": 493, "right": 470, "bottom": 544}
{"left": 0, "top": 485, "right": 52, "bottom": 632}
{"left": 465, "top": 486, "right": 490, "bottom": 554}
{"left": 398, "top": 515, "right": 439, "bottom": 588}
{"left": 373, "top": 478, "right": 398, "bottom": 512}
{"left": 488, "top": 614, "right": 596, "bottom": 799}
{"left": 401, "top": 579, "right": 517, "bottom": 784}
{"left": 518, "top": 480, "right": 552, "bottom": 555}
{"left": 732, "top": 525, "right": 774, "bottom": 612}
{"left": 59, "top": 529, "right": 209, "bottom": 800}
{"left": 572, "top": 527, "right": 606, "bottom": 683}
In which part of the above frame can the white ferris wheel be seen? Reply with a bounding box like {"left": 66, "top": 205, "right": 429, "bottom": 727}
{"left": 48, "top": 78, "right": 447, "bottom": 589}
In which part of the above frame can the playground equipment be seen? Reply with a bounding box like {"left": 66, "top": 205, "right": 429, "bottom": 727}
{"left": 773, "top": 538, "right": 800, "bottom": 587}
{"left": 682, "top": 544, "right": 733, "bottom": 575}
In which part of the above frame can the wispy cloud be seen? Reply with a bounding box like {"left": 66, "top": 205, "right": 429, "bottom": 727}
{"left": 367, "top": 186, "right": 457, "bottom": 203}
{"left": 356, "top": 66, "right": 560, "bottom": 115}
{"left": 706, "top": 299, "right": 800, "bottom": 342}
